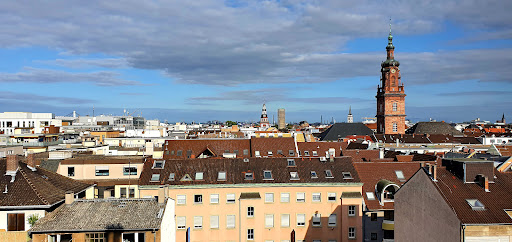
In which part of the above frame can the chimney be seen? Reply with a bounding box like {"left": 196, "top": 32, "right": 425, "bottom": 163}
{"left": 65, "top": 191, "right": 74, "bottom": 205}
{"left": 158, "top": 186, "right": 166, "bottom": 204}
{"left": 6, "top": 155, "right": 18, "bottom": 174}
{"left": 103, "top": 190, "right": 111, "bottom": 199}
{"left": 27, "top": 153, "right": 36, "bottom": 169}
{"left": 476, "top": 175, "right": 490, "bottom": 192}
{"left": 484, "top": 176, "right": 489, "bottom": 192}
{"left": 379, "top": 148, "right": 384, "bottom": 159}
{"left": 432, "top": 165, "right": 437, "bottom": 181}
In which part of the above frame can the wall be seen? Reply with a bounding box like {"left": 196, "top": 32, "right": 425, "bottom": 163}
{"left": 464, "top": 225, "right": 512, "bottom": 241}
{"left": 160, "top": 198, "right": 176, "bottom": 242}
{"left": 57, "top": 162, "right": 144, "bottom": 180}
{"left": 0, "top": 209, "right": 46, "bottom": 232}
{"left": 395, "top": 170, "right": 460, "bottom": 242}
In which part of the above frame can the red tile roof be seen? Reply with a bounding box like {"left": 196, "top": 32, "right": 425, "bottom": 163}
{"left": 343, "top": 150, "right": 380, "bottom": 162}
{"left": 297, "top": 142, "right": 344, "bottom": 157}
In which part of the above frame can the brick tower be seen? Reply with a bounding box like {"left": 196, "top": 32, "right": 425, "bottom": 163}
{"left": 376, "top": 24, "right": 406, "bottom": 134}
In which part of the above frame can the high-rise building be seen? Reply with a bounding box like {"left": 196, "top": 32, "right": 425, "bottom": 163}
{"left": 376, "top": 25, "right": 406, "bottom": 134}
{"left": 278, "top": 108, "right": 285, "bottom": 129}
{"left": 347, "top": 106, "right": 353, "bottom": 123}
{"left": 260, "top": 103, "right": 270, "bottom": 129}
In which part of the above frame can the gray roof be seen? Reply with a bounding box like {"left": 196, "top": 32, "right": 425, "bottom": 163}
{"left": 406, "top": 122, "right": 463, "bottom": 135}
{"left": 39, "top": 160, "right": 60, "bottom": 172}
{"left": 319, "top": 123, "right": 373, "bottom": 141}
{"left": 29, "top": 198, "right": 166, "bottom": 234}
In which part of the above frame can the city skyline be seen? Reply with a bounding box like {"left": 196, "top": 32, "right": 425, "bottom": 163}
{"left": 0, "top": 1, "right": 511, "bottom": 122}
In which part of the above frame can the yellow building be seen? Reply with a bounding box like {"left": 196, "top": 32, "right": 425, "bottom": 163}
{"left": 139, "top": 157, "right": 364, "bottom": 242}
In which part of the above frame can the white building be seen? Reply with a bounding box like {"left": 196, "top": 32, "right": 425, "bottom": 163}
{"left": 0, "top": 112, "right": 60, "bottom": 135}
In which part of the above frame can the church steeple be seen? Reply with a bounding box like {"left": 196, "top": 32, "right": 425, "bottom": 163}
{"left": 347, "top": 106, "right": 353, "bottom": 123}
{"left": 260, "top": 103, "right": 270, "bottom": 129}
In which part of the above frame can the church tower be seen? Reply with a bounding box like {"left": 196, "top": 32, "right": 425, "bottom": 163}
{"left": 260, "top": 103, "right": 270, "bottom": 129}
{"left": 376, "top": 24, "right": 406, "bottom": 134}
{"left": 347, "top": 106, "right": 353, "bottom": 123}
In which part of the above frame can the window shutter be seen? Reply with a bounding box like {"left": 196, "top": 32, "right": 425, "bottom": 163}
{"left": 194, "top": 216, "right": 202, "bottom": 228}
{"left": 7, "top": 214, "right": 16, "bottom": 231}
{"left": 281, "top": 214, "right": 290, "bottom": 227}
{"left": 227, "top": 215, "right": 235, "bottom": 228}
{"left": 328, "top": 214, "right": 337, "bottom": 226}
{"left": 265, "top": 214, "right": 274, "bottom": 227}
{"left": 210, "top": 215, "right": 219, "bottom": 229}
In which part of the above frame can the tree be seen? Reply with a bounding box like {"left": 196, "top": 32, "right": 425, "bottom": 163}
{"left": 225, "top": 121, "right": 237, "bottom": 127}
{"left": 27, "top": 214, "right": 40, "bottom": 228}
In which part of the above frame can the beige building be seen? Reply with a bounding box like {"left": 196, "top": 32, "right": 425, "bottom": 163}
{"left": 139, "top": 157, "right": 364, "bottom": 242}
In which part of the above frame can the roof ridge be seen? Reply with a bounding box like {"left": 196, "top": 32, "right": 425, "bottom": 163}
{"left": 18, "top": 164, "right": 50, "bottom": 205}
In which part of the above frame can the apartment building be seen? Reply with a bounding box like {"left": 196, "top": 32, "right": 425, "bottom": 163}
{"left": 0, "top": 112, "right": 60, "bottom": 135}
{"left": 139, "top": 157, "right": 364, "bottom": 242}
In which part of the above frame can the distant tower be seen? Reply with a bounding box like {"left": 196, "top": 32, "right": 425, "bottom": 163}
{"left": 278, "top": 108, "right": 286, "bottom": 130}
{"left": 260, "top": 103, "right": 270, "bottom": 129}
{"left": 347, "top": 106, "right": 353, "bottom": 123}
{"left": 502, "top": 113, "right": 506, "bottom": 124}
{"left": 376, "top": 21, "right": 406, "bottom": 134}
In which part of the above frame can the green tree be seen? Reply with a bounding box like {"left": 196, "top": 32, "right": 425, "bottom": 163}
{"left": 27, "top": 214, "right": 40, "bottom": 228}
{"left": 225, "top": 120, "right": 237, "bottom": 127}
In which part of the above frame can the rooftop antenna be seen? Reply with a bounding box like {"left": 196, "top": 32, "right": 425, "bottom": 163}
{"left": 93, "top": 105, "right": 95, "bottom": 117}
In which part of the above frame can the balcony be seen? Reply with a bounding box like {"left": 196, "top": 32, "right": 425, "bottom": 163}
{"left": 382, "top": 219, "right": 394, "bottom": 230}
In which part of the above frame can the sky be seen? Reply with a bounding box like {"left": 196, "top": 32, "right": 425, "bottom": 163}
{"left": 0, "top": 0, "right": 511, "bottom": 123}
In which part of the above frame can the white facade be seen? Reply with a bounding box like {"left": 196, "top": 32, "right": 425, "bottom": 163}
{"left": 479, "top": 135, "right": 512, "bottom": 145}
{"left": 0, "top": 112, "right": 58, "bottom": 135}
{"left": 0, "top": 209, "right": 46, "bottom": 232}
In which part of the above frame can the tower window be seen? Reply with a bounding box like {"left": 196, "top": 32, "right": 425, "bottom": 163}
{"left": 393, "top": 122, "right": 398, "bottom": 132}
{"left": 392, "top": 103, "right": 397, "bottom": 112}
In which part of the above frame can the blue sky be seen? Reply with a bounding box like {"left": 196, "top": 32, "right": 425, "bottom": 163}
{"left": 0, "top": 0, "right": 511, "bottom": 123}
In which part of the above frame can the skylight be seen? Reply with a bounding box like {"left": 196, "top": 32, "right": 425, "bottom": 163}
{"left": 290, "top": 172, "right": 299, "bottom": 180}
{"left": 168, "top": 173, "right": 175, "bottom": 181}
{"left": 395, "top": 170, "right": 405, "bottom": 180}
{"left": 366, "top": 192, "right": 375, "bottom": 200}
{"left": 466, "top": 199, "right": 485, "bottom": 210}
{"left": 245, "top": 172, "right": 253, "bottom": 180}
{"left": 195, "top": 172, "right": 204, "bottom": 180}
{"left": 151, "top": 174, "right": 160, "bottom": 182}
{"left": 263, "top": 170, "right": 273, "bottom": 180}
{"left": 325, "top": 170, "right": 333, "bottom": 178}
{"left": 217, "top": 171, "right": 227, "bottom": 181}
{"left": 342, "top": 172, "right": 353, "bottom": 179}
{"left": 311, "top": 171, "right": 318, "bottom": 178}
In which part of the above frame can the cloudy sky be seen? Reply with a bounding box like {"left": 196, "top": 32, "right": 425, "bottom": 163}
{"left": 1, "top": 0, "right": 511, "bottom": 123}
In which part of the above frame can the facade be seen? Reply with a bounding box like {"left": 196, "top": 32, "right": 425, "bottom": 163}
{"left": 0, "top": 112, "right": 60, "bottom": 135}
{"left": 139, "top": 157, "right": 364, "bottom": 242}
{"left": 395, "top": 160, "right": 512, "bottom": 242}
{"left": 376, "top": 28, "right": 406, "bottom": 134}
{"left": 260, "top": 103, "right": 270, "bottom": 130}
{"left": 278, "top": 108, "right": 286, "bottom": 130}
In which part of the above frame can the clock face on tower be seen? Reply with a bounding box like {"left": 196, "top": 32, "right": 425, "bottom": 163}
{"left": 391, "top": 69, "right": 396, "bottom": 74}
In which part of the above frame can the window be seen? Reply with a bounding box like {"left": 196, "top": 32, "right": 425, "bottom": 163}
{"left": 392, "top": 102, "right": 397, "bottom": 112}
{"left": 268, "top": 151, "right": 273, "bottom": 156}
{"left": 243, "top": 149, "right": 249, "bottom": 156}
{"left": 312, "top": 193, "right": 321, "bottom": 202}
{"left": 120, "top": 188, "right": 127, "bottom": 198}
{"left": 277, "top": 150, "right": 283, "bottom": 155}
{"left": 312, "top": 213, "right": 321, "bottom": 226}
{"left": 280, "top": 193, "right": 290, "bottom": 203}
{"left": 123, "top": 166, "right": 137, "bottom": 175}
{"left": 245, "top": 172, "right": 254, "bottom": 180}
{"left": 227, "top": 215, "right": 236, "bottom": 228}
{"left": 150, "top": 174, "right": 160, "bottom": 182}
{"left": 311, "top": 171, "right": 318, "bottom": 178}
{"left": 218, "top": 171, "right": 227, "bottom": 181}
{"left": 7, "top": 213, "right": 24, "bottom": 231}
{"left": 177, "top": 195, "right": 186, "bottom": 205}
{"left": 234, "top": 150, "right": 239, "bottom": 155}
{"left": 186, "top": 150, "right": 192, "bottom": 158}
{"left": 348, "top": 205, "right": 356, "bottom": 216}
{"left": 152, "top": 160, "right": 165, "bottom": 169}
{"left": 325, "top": 170, "right": 333, "bottom": 178}
{"left": 85, "top": 233, "right": 105, "bottom": 242}
{"left": 289, "top": 150, "right": 295, "bottom": 156}
{"left": 247, "top": 207, "right": 254, "bottom": 217}
{"left": 371, "top": 213, "right": 377, "bottom": 221}
{"left": 466, "top": 199, "right": 485, "bottom": 210}
{"left": 371, "top": 233, "right": 377, "bottom": 240}
{"left": 290, "top": 172, "right": 299, "bottom": 180}
{"left": 328, "top": 214, "right": 337, "bottom": 227}
{"left": 265, "top": 193, "right": 274, "bottom": 203}
{"left": 177, "top": 216, "right": 186, "bottom": 229}
{"left": 210, "top": 215, "right": 219, "bottom": 229}
{"left": 255, "top": 151, "right": 261, "bottom": 157}
{"left": 348, "top": 227, "right": 356, "bottom": 239}
{"left": 392, "top": 122, "right": 397, "bottom": 132}
{"left": 265, "top": 214, "right": 274, "bottom": 228}
{"left": 287, "top": 159, "right": 296, "bottom": 166}
{"left": 195, "top": 172, "right": 204, "bottom": 180}
{"left": 171, "top": 150, "right": 175, "bottom": 155}
{"left": 95, "top": 166, "right": 109, "bottom": 176}
{"left": 210, "top": 194, "right": 219, "bottom": 204}
{"left": 128, "top": 188, "right": 135, "bottom": 198}
{"left": 247, "top": 229, "right": 254, "bottom": 240}
{"left": 168, "top": 173, "right": 175, "bottom": 181}
{"left": 304, "top": 151, "right": 310, "bottom": 156}
{"left": 395, "top": 170, "right": 405, "bottom": 180}
{"left": 328, "top": 193, "right": 336, "bottom": 202}
{"left": 297, "top": 214, "right": 305, "bottom": 226}
{"left": 281, "top": 214, "right": 290, "bottom": 227}
{"left": 177, "top": 150, "right": 182, "bottom": 156}
{"left": 263, "top": 170, "right": 273, "bottom": 180}
{"left": 194, "top": 216, "right": 203, "bottom": 229}
{"left": 366, "top": 192, "right": 375, "bottom": 200}
{"left": 342, "top": 172, "right": 353, "bottom": 179}
{"left": 227, "top": 193, "right": 236, "bottom": 203}
{"left": 296, "top": 192, "right": 305, "bottom": 202}
{"left": 67, "top": 167, "right": 75, "bottom": 177}
{"left": 194, "top": 194, "right": 203, "bottom": 204}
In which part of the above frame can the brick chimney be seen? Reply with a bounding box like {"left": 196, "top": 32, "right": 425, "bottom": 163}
{"left": 158, "top": 186, "right": 166, "bottom": 204}
{"left": 65, "top": 191, "right": 74, "bottom": 205}
{"left": 476, "top": 175, "right": 490, "bottom": 192}
{"left": 6, "top": 155, "right": 18, "bottom": 174}
{"left": 27, "top": 153, "right": 36, "bottom": 169}
{"left": 432, "top": 165, "right": 437, "bottom": 181}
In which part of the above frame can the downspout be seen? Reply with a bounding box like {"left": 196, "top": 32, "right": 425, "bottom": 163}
{"left": 462, "top": 224, "right": 465, "bottom": 242}
{"left": 239, "top": 197, "right": 242, "bottom": 242}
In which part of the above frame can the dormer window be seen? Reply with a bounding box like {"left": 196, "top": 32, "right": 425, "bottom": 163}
{"left": 151, "top": 174, "right": 160, "bottom": 182}
{"left": 290, "top": 172, "right": 299, "bottom": 180}
{"left": 304, "top": 151, "right": 310, "bottom": 156}
{"left": 287, "top": 159, "right": 296, "bottom": 167}
{"left": 277, "top": 150, "right": 283, "bottom": 155}
{"left": 263, "top": 170, "right": 273, "bottom": 180}
{"left": 217, "top": 171, "right": 227, "bottom": 181}
{"left": 169, "top": 173, "right": 175, "bottom": 181}
{"left": 153, "top": 160, "right": 165, "bottom": 169}
{"left": 268, "top": 151, "right": 273, "bottom": 157}
{"left": 311, "top": 171, "right": 318, "bottom": 178}
{"left": 342, "top": 172, "right": 353, "bottom": 179}
{"left": 325, "top": 170, "right": 333, "bottom": 178}
{"left": 289, "top": 150, "right": 295, "bottom": 156}
{"left": 195, "top": 172, "right": 204, "bottom": 180}
{"left": 245, "top": 172, "right": 253, "bottom": 180}
{"left": 395, "top": 170, "right": 405, "bottom": 180}
{"left": 466, "top": 199, "right": 485, "bottom": 211}
{"left": 312, "top": 151, "right": 318, "bottom": 156}
{"left": 255, "top": 151, "right": 260, "bottom": 157}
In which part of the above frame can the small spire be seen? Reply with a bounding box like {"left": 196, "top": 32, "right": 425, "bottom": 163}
{"left": 389, "top": 18, "right": 392, "bottom": 35}
{"left": 349, "top": 106, "right": 352, "bottom": 115}
{"left": 387, "top": 18, "right": 394, "bottom": 50}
